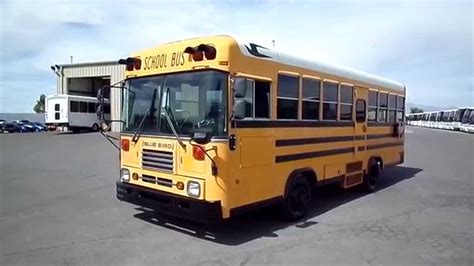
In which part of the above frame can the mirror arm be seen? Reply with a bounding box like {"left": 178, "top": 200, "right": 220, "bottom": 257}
{"left": 99, "top": 131, "right": 120, "bottom": 150}
{"left": 189, "top": 139, "right": 218, "bottom": 176}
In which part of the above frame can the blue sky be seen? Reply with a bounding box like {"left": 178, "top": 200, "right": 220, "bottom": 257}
{"left": 0, "top": 0, "right": 472, "bottom": 112}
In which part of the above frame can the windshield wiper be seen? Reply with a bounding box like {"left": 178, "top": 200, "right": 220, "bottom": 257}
{"left": 132, "top": 88, "right": 157, "bottom": 143}
{"left": 162, "top": 88, "right": 186, "bottom": 150}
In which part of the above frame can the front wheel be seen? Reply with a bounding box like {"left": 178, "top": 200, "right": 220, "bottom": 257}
{"left": 91, "top": 123, "right": 99, "bottom": 132}
{"left": 281, "top": 175, "right": 311, "bottom": 221}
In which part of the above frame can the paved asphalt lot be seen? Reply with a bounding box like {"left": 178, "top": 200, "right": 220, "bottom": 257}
{"left": 0, "top": 127, "right": 473, "bottom": 265}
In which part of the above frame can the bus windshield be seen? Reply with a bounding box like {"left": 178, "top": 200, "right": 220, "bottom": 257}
{"left": 123, "top": 70, "right": 227, "bottom": 137}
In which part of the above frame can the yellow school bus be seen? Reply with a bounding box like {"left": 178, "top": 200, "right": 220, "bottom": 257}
{"left": 111, "top": 35, "right": 405, "bottom": 222}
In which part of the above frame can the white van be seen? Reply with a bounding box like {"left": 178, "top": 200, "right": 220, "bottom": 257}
{"left": 45, "top": 94, "right": 110, "bottom": 132}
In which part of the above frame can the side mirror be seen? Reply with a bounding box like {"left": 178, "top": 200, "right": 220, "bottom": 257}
{"left": 96, "top": 88, "right": 103, "bottom": 101}
{"left": 96, "top": 103, "right": 104, "bottom": 120}
{"left": 190, "top": 128, "right": 213, "bottom": 145}
{"left": 232, "top": 99, "right": 247, "bottom": 120}
{"left": 233, "top": 78, "right": 247, "bottom": 98}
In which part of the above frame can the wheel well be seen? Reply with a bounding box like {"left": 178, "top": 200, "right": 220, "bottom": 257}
{"left": 284, "top": 168, "right": 317, "bottom": 195}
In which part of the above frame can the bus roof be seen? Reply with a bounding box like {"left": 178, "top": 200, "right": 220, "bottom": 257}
{"left": 234, "top": 37, "right": 406, "bottom": 93}
{"left": 133, "top": 35, "right": 405, "bottom": 93}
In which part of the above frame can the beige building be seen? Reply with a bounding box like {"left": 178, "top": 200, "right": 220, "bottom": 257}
{"left": 52, "top": 61, "right": 125, "bottom": 132}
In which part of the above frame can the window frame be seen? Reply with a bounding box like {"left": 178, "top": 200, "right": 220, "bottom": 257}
{"left": 277, "top": 73, "right": 299, "bottom": 120}
{"left": 368, "top": 90, "right": 378, "bottom": 122}
{"left": 322, "top": 80, "right": 339, "bottom": 121}
{"left": 301, "top": 76, "right": 321, "bottom": 121}
{"left": 388, "top": 94, "right": 397, "bottom": 122}
{"left": 70, "top": 101, "right": 79, "bottom": 113}
{"left": 356, "top": 99, "right": 366, "bottom": 122}
{"left": 396, "top": 95, "right": 405, "bottom": 122}
{"left": 234, "top": 76, "right": 272, "bottom": 120}
{"left": 339, "top": 83, "right": 353, "bottom": 121}
{"left": 378, "top": 92, "right": 388, "bottom": 122}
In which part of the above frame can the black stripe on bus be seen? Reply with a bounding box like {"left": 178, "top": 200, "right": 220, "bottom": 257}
{"left": 276, "top": 135, "right": 355, "bottom": 147}
{"left": 358, "top": 146, "right": 366, "bottom": 151}
{"left": 232, "top": 120, "right": 354, "bottom": 128}
{"left": 367, "top": 142, "right": 404, "bottom": 150}
{"left": 366, "top": 133, "right": 396, "bottom": 139}
{"left": 367, "top": 122, "right": 396, "bottom": 127}
{"left": 275, "top": 147, "right": 354, "bottom": 163}
{"left": 275, "top": 134, "right": 371, "bottom": 147}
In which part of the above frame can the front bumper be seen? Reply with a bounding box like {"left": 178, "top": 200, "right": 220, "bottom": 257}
{"left": 116, "top": 181, "right": 222, "bottom": 223}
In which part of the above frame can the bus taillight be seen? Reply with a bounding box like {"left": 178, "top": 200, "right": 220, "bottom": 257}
{"left": 121, "top": 139, "right": 130, "bottom": 151}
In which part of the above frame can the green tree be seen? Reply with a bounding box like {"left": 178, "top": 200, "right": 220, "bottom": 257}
{"left": 410, "top": 107, "right": 424, "bottom": 113}
{"left": 33, "top": 94, "right": 46, "bottom": 113}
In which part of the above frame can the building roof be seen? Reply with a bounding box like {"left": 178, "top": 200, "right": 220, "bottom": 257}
{"left": 56, "top": 60, "right": 119, "bottom": 68}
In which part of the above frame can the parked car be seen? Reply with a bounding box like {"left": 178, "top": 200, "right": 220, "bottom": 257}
{"left": 2, "top": 122, "right": 20, "bottom": 133}
{"left": 13, "top": 121, "right": 36, "bottom": 132}
{"left": 0, "top": 119, "right": 6, "bottom": 133}
{"left": 31, "top": 122, "right": 46, "bottom": 131}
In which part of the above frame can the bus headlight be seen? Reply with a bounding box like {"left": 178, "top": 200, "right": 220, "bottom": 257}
{"left": 120, "top": 168, "right": 130, "bottom": 182}
{"left": 187, "top": 181, "right": 200, "bottom": 197}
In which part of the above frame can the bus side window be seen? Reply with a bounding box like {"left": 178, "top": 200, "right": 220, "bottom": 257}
{"left": 70, "top": 101, "right": 79, "bottom": 112}
{"left": 322, "top": 81, "right": 338, "bottom": 120}
{"left": 368, "top": 90, "right": 377, "bottom": 121}
{"left": 378, "top": 92, "right": 388, "bottom": 122}
{"left": 88, "top": 102, "right": 96, "bottom": 113}
{"left": 254, "top": 80, "right": 270, "bottom": 119}
{"left": 356, "top": 99, "right": 366, "bottom": 122}
{"left": 79, "top": 101, "right": 87, "bottom": 113}
{"left": 277, "top": 74, "right": 298, "bottom": 119}
{"left": 234, "top": 78, "right": 270, "bottom": 119}
{"left": 340, "top": 84, "right": 353, "bottom": 121}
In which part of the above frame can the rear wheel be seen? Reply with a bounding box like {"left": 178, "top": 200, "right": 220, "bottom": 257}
{"left": 281, "top": 175, "right": 311, "bottom": 221}
{"left": 363, "top": 160, "right": 380, "bottom": 192}
{"left": 92, "top": 123, "right": 99, "bottom": 132}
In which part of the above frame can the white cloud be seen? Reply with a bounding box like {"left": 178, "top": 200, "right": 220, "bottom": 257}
{"left": 0, "top": 0, "right": 472, "bottom": 112}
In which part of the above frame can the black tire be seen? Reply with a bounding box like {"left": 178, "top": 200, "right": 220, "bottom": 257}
{"left": 92, "top": 123, "right": 99, "bottom": 132}
{"left": 363, "top": 160, "right": 380, "bottom": 192}
{"left": 281, "top": 175, "right": 311, "bottom": 221}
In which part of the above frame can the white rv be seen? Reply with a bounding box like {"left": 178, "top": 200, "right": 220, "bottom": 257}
{"left": 45, "top": 94, "right": 110, "bottom": 132}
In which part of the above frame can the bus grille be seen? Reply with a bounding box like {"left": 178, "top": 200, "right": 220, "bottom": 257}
{"left": 142, "top": 149, "right": 174, "bottom": 173}
{"left": 141, "top": 174, "right": 173, "bottom": 188}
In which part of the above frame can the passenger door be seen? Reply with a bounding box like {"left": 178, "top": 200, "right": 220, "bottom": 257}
{"left": 354, "top": 87, "right": 368, "bottom": 155}
{"left": 229, "top": 76, "right": 274, "bottom": 207}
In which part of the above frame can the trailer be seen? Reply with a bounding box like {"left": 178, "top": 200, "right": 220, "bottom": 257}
{"left": 45, "top": 94, "right": 110, "bottom": 132}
